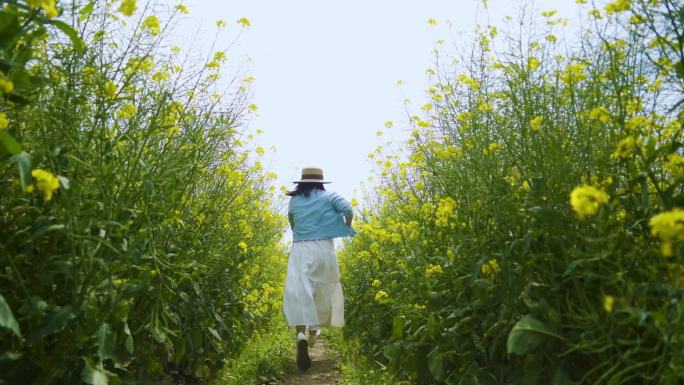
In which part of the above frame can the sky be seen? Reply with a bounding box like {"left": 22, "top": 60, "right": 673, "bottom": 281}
{"left": 160, "top": 0, "right": 591, "bottom": 209}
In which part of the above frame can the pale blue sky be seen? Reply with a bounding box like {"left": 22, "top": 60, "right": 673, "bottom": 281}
{"left": 160, "top": 0, "right": 594, "bottom": 205}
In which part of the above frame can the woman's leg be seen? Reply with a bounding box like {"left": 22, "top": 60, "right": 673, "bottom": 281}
{"left": 295, "top": 325, "right": 311, "bottom": 370}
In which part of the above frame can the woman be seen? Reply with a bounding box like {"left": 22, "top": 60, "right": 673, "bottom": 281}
{"left": 282, "top": 167, "right": 355, "bottom": 370}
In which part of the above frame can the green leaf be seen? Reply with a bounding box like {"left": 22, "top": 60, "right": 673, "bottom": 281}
{"left": 0, "top": 13, "right": 21, "bottom": 50}
{"left": 675, "top": 60, "right": 684, "bottom": 80}
{"left": 45, "top": 20, "right": 85, "bottom": 54}
{"left": 5, "top": 92, "right": 30, "bottom": 105}
{"left": 0, "top": 294, "right": 22, "bottom": 338}
{"left": 383, "top": 342, "right": 401, "bottom": 366}
{"left": 96, "top": 323, "right": 115, "bottom": 360}
{"left": 123, "top": 322, "right": 134, "bottom": 353}
{"left": 82, "top": 358, "right": 108, "bottom": 385}
{"left": 79, "top": 1, "right": 95, "bottom": 20}
{"left": 11, "top": 151, "right": 32, "bottom": 191}
{"left": 0, "top": 131, "right": 22, "bottom": 155}
{"left": 391, "top": 316, "right": 405, "bottom": 340}
{"left": 150, "top": 324, "right": 166, "bottom": 343}
{"left": 427, "top": 345, "right": 447, "bottom": 381}
{"left": 0, "top": 351, "right": 23, "bottom": 362}
{"left": 29, "top": 305, "right": 75, "bottom": 342}
{"left": 506, "top": 314, "right": 561, "bottom": 355}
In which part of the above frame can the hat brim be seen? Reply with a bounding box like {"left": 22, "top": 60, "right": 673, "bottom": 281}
{"left": 293, "top": 179, "right": 332, "bottom": 184}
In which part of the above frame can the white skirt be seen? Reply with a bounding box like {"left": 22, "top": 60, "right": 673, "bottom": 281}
{"left": 282, "top": 239, "right": 344, "bottom": 328}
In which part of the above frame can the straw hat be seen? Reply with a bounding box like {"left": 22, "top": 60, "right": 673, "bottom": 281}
{"left": 293, "top": 167, "right": 331, "bottom": 184}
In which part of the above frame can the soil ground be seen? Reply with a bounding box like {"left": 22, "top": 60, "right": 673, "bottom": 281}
{"left": 282, "top": 336, "right": 340, "bottom": 385}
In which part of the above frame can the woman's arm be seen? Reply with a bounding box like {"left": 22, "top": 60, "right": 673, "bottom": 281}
{"left": 330, "top": 192, "right": 353, "bottom": 227}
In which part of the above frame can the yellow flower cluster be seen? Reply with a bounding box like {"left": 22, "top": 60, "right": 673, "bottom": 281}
{"left": 28, "top": 0, "right": 58, "bottom": 18}
{"left": 175, "top": 4, "right": 189, "bottom": 14}
{"left": 0, "top": 112, "right": 8, "bottom": 129}
{"left": 665, "top": 154, "right": 684, "bottom": 179}
{"left": 529, "top": 116, "right": 543, "bottom": 132}
{"left": 528, "top": 57, "right": 541, "bottom": 70}
{"left": 649, "top": 209, "right": 684, "bottom": 257}
{"left": 611, "top": 136, "right": 642, "bottom": 159}
{"left": 142, "top": 16, "right": 160, "bottom": 36}
{"left": 570, "top": 185, "right": 609, "bottom": 218}
{"left": 481, "top": 258, "right": 501, "bottom": 280}
{"left": 30, "top": 169, "right": 60, "bottom": 201}
{"left": 374, "top": 290, "right": 389, "bottom": 302}
{"left": 587, "top": 106, "right": 611, "bottom": 124}
{"left": 560, "top": 63, "right": 587, "bottom": 84}
{"left": 605, "top": 0, "right": 631, "bottom": 14}
{"left": 426, "top": 263, "right": 443, "bottom": 275}
{"left": 435, "top": 197, "right": 457, "bottom": 227}
{"left": 483, "top": 142, "right": 503, "bottom": 156}
{"left": 458, "top": 74, "right": 480, "bottom": 90}
{"left": 117, "top": 103, "right": 136, "bottom": 120}
{"left": 0, "top": 76, "right": 14, "bottom": 94}
{"left": 372, "top": 279, "right": 381, "bottom": 288}
{"left": 603, "top": 295, "right": 615, "bottom": 313}
{"left": 103, "top": 80, "right": 118, "bottom": 99}
{"left": 126, "top": 56, "right": 154, "bottom": 75}
{"left": 117, "top": 0, "right": 137, "bottom": 16}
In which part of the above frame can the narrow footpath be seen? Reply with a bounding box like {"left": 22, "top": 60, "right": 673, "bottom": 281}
{"left": 282, "top": 337, "right": 340, "bottom": 385}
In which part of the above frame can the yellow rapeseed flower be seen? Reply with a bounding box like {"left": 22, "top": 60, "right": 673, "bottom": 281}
{"left": 374, "top": 290, "right": 389, "bottom": 302}
{"left": 103, "top": 80, "right": 118, "bottom": 99}
{"left": 529, "top": 116, "right": 543, "bottom": 132}
{"left": 31, "top": 169, "right": 60, "bottom": 201}
{"left": 0, "top": 112, "right": 8, "bottom": 129}
{"left": 560, "top": 63, "right": 587, "bottom": 84}
{"left": 665, "top": 154, "right": 684, "bottom": 179}
{"left": 152, "top": 70, "right": 169, "bottom": 82}
{"left": 28, "top": 0, "right": 58, "bottom": 18}
{"left": 603, "top": 295, "right": 615, "bottom": 313}
{"left": 611, "top": 136, "right": 641, "bottom": 159}
{"left": 649, "top": 209, "right": 684, "bottom": 257}
{"left": 175, "top": 4, "right": 189, "bottom": 14}
{"left": 528, "top": 57, "right": 541, "bottom": 70}
{"left": 570, "top": 185, "right": 609, "bottom": 218}
{"left": 426, "top": 264, "right": 443, "bottom": 275}
{"left": 483, "top": 142, "right": 503, "bottom": 156}
{"left": 458, "top": 74, "right": 480, "bottom": 90}
{"left": 117, "top": 0, "right": 137, "bottom": 16}
{"left": 237, "top": 17, "right": 251, "bottom": 27}
{"left": 0, "top": 77, "right": 14, "bottom": 94}
{"left": 588, "top": 106, "right": 611, "bottom": 124}
{"left": 372, "top": 279, "right": 381, "bottom": 288}
{"left": 117, "top": 103, "right": 136, "bottom": 120}
{"left": 435, "top": 197, "right": 456, "bottom": 227}
{"left": 605, "top": 0, "right": 631, "bottom": 14}
{"left": 237, "top": 241, "right": 248, "bottom": 252}
{"left": 142, "top": 16, "right": 160, "bottom": 36}
{"left": 481, "top": 259, "right": 501, "bottom": 280}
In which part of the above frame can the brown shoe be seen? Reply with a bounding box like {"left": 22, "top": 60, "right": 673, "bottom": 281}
{"left": 296, "top": 332, "right": 311, "bottom": 370}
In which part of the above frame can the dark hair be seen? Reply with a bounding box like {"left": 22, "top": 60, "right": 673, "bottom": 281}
{"left": 286, "top": 183, "right": 326, "bottom": 197}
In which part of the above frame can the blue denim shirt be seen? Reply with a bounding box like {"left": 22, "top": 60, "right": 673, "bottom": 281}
{"left": 288, "top": 190, "right": 356, "bottom": 241}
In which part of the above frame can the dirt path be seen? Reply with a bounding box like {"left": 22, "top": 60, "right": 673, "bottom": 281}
{"left": 282, "top": 337, "right": 340, "bottom": 385}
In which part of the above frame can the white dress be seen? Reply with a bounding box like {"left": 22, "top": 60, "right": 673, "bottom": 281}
{"left": 282, "top": 239, "right": 345, "bottom": 328}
